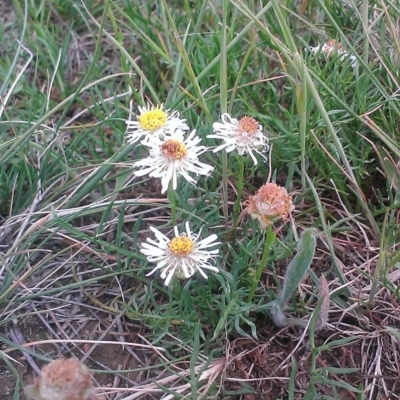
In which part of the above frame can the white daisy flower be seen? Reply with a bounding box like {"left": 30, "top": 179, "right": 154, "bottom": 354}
{"left": 125, "top": 103, "right": 189, "bottom": 144}
{"left": 308, "top": 39, "right": 357, "bottom": 69}
{"left": 132, "top": 129, "right": 214, "bottom": 194}
{"left": 208, "top": 113, "right": 269, "bottom": 165}
{"left": 141, "top": 222, "right": 220, "bottom": 286}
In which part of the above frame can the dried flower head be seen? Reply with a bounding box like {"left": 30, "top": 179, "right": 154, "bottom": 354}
{"left": 24, "top": 358, "right": 93, "bottom": 400}
{"left": 246, "top": 183, "right": 294, "bottom": 228}
{"left": 208, "top": 113, "right": 269, "bottom": 165}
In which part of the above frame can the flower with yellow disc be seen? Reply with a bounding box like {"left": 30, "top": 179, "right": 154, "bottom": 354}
{"left": 126, "top": 103, "right": 189, "bottom": 144}
{"left": 141, "top": 222, "right": 220, "bottom": 286}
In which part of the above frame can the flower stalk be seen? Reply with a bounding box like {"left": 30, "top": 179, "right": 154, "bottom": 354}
{"left": 168, "top": 183, "right": 177, "bottom": 225}
{"left": 248, "top": 225, "right": 276, "bottom": 302}
{"left": 233, "top": 156, "right": 245, "bottom": 228}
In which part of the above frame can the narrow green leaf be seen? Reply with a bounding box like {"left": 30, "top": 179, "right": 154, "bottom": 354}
{"left": 317, "top": 336, "right": 359, "bottom": 351}
{"left": 322, "top": 378, "right": 363, "bottom": 393}
{"left": 315, "top": 367, "right": 359, "bottom": 374}
{"left": 288, "top": 357, "right": 297, "bottom": 400}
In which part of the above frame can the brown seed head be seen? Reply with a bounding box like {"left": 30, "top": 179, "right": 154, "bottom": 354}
{"left": 34, "top": 358, "right": 93, "bottom": 400}
{"left": 237, "top": 116, "right": 259, "bottom": 135}
{"left": 246, "top": 183, "right": 294, "bottom": 228}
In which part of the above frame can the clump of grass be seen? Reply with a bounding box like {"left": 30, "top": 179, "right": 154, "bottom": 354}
{"left": 1, "top": 0, "right": 400, "bottom": 399}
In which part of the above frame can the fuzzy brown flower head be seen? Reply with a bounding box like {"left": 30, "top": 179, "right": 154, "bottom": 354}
{"left": 237, "top": 116, "right": 259, "bottom": 141}
{"left": 246, "top": 183, "right": 294, "bottom": 228}
{"left": 24, "top": 358, "right": 93, "bottom": 400}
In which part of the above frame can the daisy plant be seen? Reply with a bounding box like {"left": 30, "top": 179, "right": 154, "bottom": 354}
{"left": 125, "top": 104, "right": 218, "bottom": 289}
{"left": 245, "top": 182, "right": 294, "bottom": 302}
{"left": 141, "top": 222, "right": 220, "bottom": 287}
{"left": 132, "top": 128, "right": 213, "bottom": 193}
{"left": 132, "top": 128, "right": 214, "bottom": 223}
{"left": 208, "top": 113, "right": 269, "bottom": 227}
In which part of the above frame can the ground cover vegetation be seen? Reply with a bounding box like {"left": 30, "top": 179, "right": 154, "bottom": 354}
{"left": 1, "top": 0, "right": 400, "bottom": 399}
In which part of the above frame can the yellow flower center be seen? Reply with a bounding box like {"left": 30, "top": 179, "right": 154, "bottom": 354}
{"left": 138, "top": 107, "right": 168, "bottom": 131}
{"left": 238, "top": 116, "right": 259, "bottom": 136}
{"left": 168, "top": 236, "right": 195, "bottom": 256}
{"left": 161, "top": 139, "right": 187, "bottom": 160}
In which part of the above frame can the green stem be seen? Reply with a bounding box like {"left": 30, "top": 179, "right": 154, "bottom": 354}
{"left": 172, "top": 279, "right": 182, "bottom": 301}
{"left": 248, "top": 225, "right": 276, "bottom": 302}
{"left": 220, "top": 0, "right": 229, "bottom": 230}
{"left": 361, "top": 0, "right": 369, "bottom": 66}
{"left": 221, "top": 151, "right": 229, "bottom": 231}
{"left": 233, "top": 156, "right": 245, "bottom": 228}
{"left": 168, "top": 184, "right": 177, "bottom": 225}
{"left": 106, "top": 2, "right": 122, "bottom": 43}
{"left": 298, "top": 74, "right": 307, "bottom": 194}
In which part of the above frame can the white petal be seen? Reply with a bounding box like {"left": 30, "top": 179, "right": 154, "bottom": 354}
{"left": 160, "top": 167, "right": 173, "bottom": 193}
{"left": 179, "top": 169, "right": 196, "bottom": 185}
{"left": 149, "top": 226, "right": 169, "bottom": 241}
{"left": 164, "top": 266, "right": 177, "bottom": 286}
{"left": 248, "top": 149, "right": 258, "bottom": 165}
{"left": 180, "top": 261, "right": 193, "bottom": 278}
{"left": 212, "top": 143, "right": 231, "bottom": 153}
{"left": 172, "top": 166, "right": 178, "bottom": 190}
{"left": 197, "top": 234, "right": 219, "bottom": 248}
{"left": 187, "top": 129, "right": 197, "bottom": 141}
{"left": 146, "top": 265, "right": 161, "bottom": 277}
{"left": 185, "top": 221, "right": 191, "bottom": 237}
{"left": 221, "top": 113, "right": 235, "bottom": 124}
